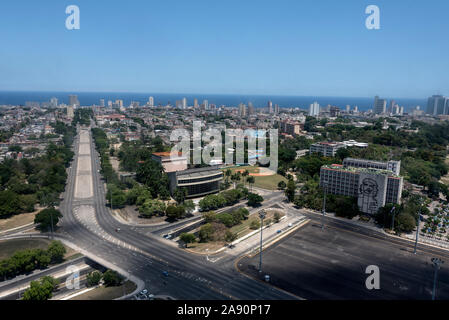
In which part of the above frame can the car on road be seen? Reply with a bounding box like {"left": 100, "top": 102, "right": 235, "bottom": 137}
{"left": 162, "top": 271, "right": 169, "bottom": 277}
{"left": 163, "top": 234, "right": 172, "bottom": 240}
{"left": 115, "top": 228, "right": 121, "bottom": 232}
{"left": 140, "top": 289, "right": 148, "bottom": 295}
{"left": 277, "top": 230, "right": 281, "bottom": 234}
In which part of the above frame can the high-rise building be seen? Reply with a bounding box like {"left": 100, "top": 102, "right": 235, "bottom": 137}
{"left": 345, "top": 105, "right": 351, "bottom": 113}
{"left": 50, "top": 97, "right": 58, "bottom": 108}
{"left": 148, "top": 96, "right": 154, "bottom": 107}
{"left": 115, "top": 100, "right": 123, "bottom": 108}
{"left": 373, "top": 96, "right": 387, "bottom": 114}
{"left": 268, "top": 101, "right": 273, "bottom": 114}
{"left": 427, "top": 95, "right": 448, "bottom": 115}
{"left": 203, "top": 100, "right": 209, "bottom": 110}
{"left": 69, "top": 95, "right": 80, "bottom": 107}
{"left": 100, "top": 99, "right": 105, "bottom": 107}
{"left": 309, "top": 102, "right": 320, "bottom": 116}
{"left": 182, "top": 97, "right": 187, "bottom": 109}
{"left": 389, "top": 100, "right": 396, "bottom": 114}
{"left": 274, "top": 104, "right": 279, "bottom": 114}
{"left": 248, "top": 102, "right": 255, "bottom": 116}
{"left": 194, "top": 98, "right": 199, "bottom": 109}
{"left": 238, "top": 103, "right": 247, "bottom": 117}
{"left": 66, "top": 105, "right": 74, "bottom": 119}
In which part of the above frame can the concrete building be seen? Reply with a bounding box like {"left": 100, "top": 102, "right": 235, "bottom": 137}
{"left": 427, "top": 95, "right": 448, "bottom": 116}
{"left": 152, "top": 152, "right": 188, "bottom": 173}
{"left": 148, "top": 96, "right": 154, "bottom": 107}
{"left": 320, "top": 160, "right": 403, "bottom": 215}
{"left": 268, "top": 101, "right": 273, "bottom": 114}
{"left": 248, "top": 102, "right": 255, "bottom": 116}
{"left": 168, "top": 166, "right": 223, "bottom": 198}
{"left": 374, "top": 96, "right": 387, "bottom": 114}
{"left": 342, "top": 158, "right": 401, "bottom": 175}
{"left": 238, "top": 103, "right": 246, "bottom": 118}
{"left": 309, "top": 102, "right": 320, "bottom": 117}
{"left": 66, "top": 105, "right": 74, "bottom": 119}
{"left": 280, "top": 120, "right": 303, "bottom": 136}
{"left": 69, "top": 95, "right": 80, "bottom": 107}
{"left": 310, "top": 141, "right": 346, "bottom": 157}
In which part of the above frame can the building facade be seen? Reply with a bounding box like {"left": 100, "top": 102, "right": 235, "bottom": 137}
{"left": 310, "top": 142, "right": 346, "bottom": 157}
{"left": 168, "top": 166, "right": 223, "bottom": 198}
{"left": 320, "top": 158, "right": 403, "bottom": 215}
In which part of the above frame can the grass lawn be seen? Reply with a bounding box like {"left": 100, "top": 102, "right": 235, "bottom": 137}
{"left": 71, "top": 280, "right": 137, "bottom": 300}
{"left": 222, "top": 166, "right": 287, "bottom": 190}
{"left": 0, "top": 239, "right": 78, "bottom": 261}
{"left": 0, "top": 210, "right": 40, "bottom": 232}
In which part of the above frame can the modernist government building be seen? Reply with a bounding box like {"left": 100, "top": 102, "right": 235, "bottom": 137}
{"left": 320, "top": 158, "right": 403, "bottom": 215}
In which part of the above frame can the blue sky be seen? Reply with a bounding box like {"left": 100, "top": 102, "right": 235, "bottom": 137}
{"left": 0, "top": 0, "right": 448, "bottom": 97}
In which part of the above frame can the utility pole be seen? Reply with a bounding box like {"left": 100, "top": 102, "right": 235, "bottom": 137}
{"left": 431, "top": 258, "right": 443, "bottom": 300}
{"left": 258, "top": 210, "right": 266, "bottom": 273}
{"left": 322, "top": 181, "right": 328, "bottom": 230}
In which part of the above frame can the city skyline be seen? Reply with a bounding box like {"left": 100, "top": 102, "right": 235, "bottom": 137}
{"left": 0, "top": 0, "right": 448, "bottom": 97}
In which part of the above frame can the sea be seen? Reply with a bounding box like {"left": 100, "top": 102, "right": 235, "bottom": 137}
{"left": 0, "top": 91, "right": 427, "bottom": 112}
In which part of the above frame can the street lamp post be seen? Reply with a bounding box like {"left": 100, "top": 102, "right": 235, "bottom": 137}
{"left": 258, "top": 210, "right": 266, "bottom": 273}
{"left": 414, "top": 200, "right": 423, "bottom": 254}
{"left": 390, "top": 206, "right": 396, "bottom": 232}
{"left": 322, "top": 181, "right": 328, "bottom": 230}
{"left": 431, "top": 258, "right": 443, "bottom": 300}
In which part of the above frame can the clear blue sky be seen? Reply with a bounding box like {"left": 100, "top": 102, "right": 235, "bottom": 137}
{"left": 0, "top": 0, "right": 448, "bottom": 97}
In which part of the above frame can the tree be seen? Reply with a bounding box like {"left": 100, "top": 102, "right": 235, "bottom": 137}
{"left": 202, "top": 211, "right": 217, "bottom": 223}
{"left": 285, "top": 180, "right": 296, "bottom": 202}
{"left": 47, "top": 240, "right": 66, "bottom": 264}
{"left": 277, "top": 181, "right": 287, "bottom": 190}
{"left": 273, "top": 212, "right": 281, "bottom": 223}
{"left": 198, "top": 223, "right": 215, "bottom": 242}
{"left": 249, "top": 219, "right": 261, "bottom": 230}
{"left": 181, "top": 200, "right": 195, "bottom": 215}
{"left": 102, "top": 270, "right": 123, "bottom": 287}
{"left": 165, "top": 205, "right": 186, "bottom": 221}
{"left": 22, "top": 276, "right": 59, "bottom": 300}
{"left": 180, "top": 233, "right": 196, "bottom": 247}
{"left": 246, "top": 176, "right": 255, "bottom": 191}
{"left": 136, "top": 159, "right": 169, "bottom": 198}
{"left": 138, "top": 199, "right": 166, "bottom": 218}
{"left": 174, "top": 188, "right": 188, "bottom": 204}
{"left": 86, "top": 271, "right": 102, "bottom": 287}
{"left": 224, "top": 230, "right": 238, "bottom": 245}
{"left": 247, "top": 193, "right": 263, "bottom": 207}
{"left": 34, "top": 208, "right": 62, "bottom": 232}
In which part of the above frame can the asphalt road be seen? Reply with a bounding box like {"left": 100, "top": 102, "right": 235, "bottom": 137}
{"left": 57, "top": 125, "right": 296, "bottom": 300}
{"left": 239, "top": 217, "right": 449, "bottom": 300}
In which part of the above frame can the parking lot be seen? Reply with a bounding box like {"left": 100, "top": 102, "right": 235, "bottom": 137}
{"left": 238, "top": 221, "right": 449, "bottom": 300}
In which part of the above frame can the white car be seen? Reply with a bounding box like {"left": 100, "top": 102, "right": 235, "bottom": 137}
{"left": 140, "top": 289, "right": 148, "bottom": 295}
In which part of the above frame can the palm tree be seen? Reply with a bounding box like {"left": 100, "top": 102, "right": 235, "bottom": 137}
{"left": 246, "top": 176, "right": 255, "bottom": 192}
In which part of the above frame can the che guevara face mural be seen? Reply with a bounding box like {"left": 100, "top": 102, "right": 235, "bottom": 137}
{"left": 359, "top": 178, "right": 379, "bottom": 214}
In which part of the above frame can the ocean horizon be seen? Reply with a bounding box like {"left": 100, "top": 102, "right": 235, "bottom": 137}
{"left": 0, "top": 91, "right": 427, "bottom": 112}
